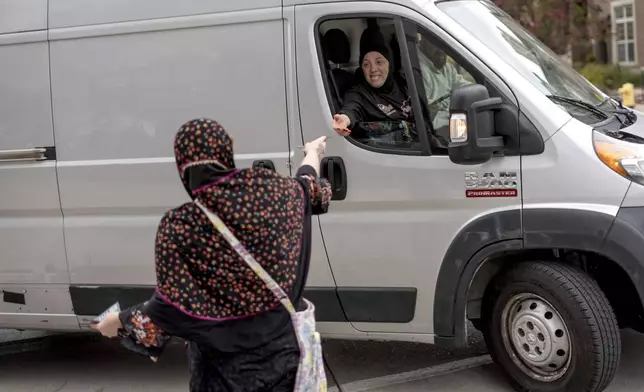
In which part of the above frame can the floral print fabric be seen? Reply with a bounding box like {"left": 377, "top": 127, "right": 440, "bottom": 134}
{"left": 156, "top": 118, "right": 331, "bottom": 320}
{"left": 115, "top": 118, "right": 332, "bottom": 391}
{"left": 194, "top": 200, "right": 327, "bottom": 391}
{"left": 118, "top": 303, "right": 171, "bottom": 362}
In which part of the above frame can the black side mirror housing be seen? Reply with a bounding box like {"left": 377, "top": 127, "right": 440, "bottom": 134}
{"left": 447, "top": 84, "right": 504, "bottom": 165}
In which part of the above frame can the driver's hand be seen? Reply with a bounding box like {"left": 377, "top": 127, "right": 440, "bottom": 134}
{"left": 333, "top": 114, "right": 351, "bottom": 137}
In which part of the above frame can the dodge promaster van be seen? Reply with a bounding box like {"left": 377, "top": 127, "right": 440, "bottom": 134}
{"left": 2, "top": 0, "right": 644, "bottom": 391}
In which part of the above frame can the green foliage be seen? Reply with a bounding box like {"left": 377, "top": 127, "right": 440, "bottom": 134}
{"left": 578, "top": 63, "right": 642, "bottom": 92}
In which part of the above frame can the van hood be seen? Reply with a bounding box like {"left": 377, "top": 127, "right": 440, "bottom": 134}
{"left": 628, "top": 109, "right": 644, "bottom": 137}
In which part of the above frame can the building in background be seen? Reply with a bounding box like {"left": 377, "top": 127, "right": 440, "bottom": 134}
{"left": 611, "top": 0, "right": 639, "bottom": 67}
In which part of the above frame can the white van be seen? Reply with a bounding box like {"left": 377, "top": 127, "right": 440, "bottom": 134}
{"left": 2, "top": 0, "right": 644, "bottom": 391}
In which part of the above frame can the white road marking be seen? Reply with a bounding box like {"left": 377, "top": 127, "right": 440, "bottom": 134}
{"left": 328, "top": 355, "right": 493, "bottom": 392}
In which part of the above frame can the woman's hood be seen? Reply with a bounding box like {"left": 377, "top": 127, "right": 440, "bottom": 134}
{"left": 173, "top": 119, "right": 236, "bottom": 198}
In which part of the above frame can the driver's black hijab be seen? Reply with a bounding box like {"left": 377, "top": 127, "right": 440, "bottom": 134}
{"left": 355, "top": 26, "right": 410, "bottom": 117}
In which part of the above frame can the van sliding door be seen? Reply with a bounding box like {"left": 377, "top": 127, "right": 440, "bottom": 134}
{"left": 0, "top": 0, "right": 75, "bottom": 330}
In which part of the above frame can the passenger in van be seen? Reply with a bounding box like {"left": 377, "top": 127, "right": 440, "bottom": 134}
{"left": 332, "top": 27, "right": 447, "bottom": 148}
{"left": 91, "top": 119, "right": 331, "bottom": 392}
{"left": 417, "top": 35, "right": 471, "bottom": 133}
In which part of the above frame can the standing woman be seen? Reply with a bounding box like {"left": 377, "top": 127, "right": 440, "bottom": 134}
{"left": 91, "top": 119, "right": 332, "bottom": 392}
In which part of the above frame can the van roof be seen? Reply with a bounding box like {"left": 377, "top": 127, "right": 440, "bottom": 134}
{"left": 50, "top": 0, "right": 445, "bottom": 30}
{"left": 283, "top": 0, "right": 438, "bottom": 7}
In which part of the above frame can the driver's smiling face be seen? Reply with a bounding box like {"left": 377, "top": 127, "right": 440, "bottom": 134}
{"left": 362, "top": 51, "right": 390, "bottom": 88}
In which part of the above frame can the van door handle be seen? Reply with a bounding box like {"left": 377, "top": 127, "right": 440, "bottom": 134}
{"left": 0, "top": 147, "right": 55, "bottom": 163}
{"left": 321, "top": 156, "right": 347, "bottom": 200}
{"left": 252, "top": 160, "right": 276, "bottom": 171}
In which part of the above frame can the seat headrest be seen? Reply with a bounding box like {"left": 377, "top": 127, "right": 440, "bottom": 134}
{"left": 322, "top": 29, "right": 351, "bottom": 65}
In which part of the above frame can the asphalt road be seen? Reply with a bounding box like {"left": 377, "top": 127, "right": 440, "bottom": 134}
{"left": 3, "top": 326, "right": 644, "bottom": 392}
{"left": 0, "top": 324, "right": 487, "bottom": 391}
{"left": 367, "top": 329, "right": 644, "bottom": 392}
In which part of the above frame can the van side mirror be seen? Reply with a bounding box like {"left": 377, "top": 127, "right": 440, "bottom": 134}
{"left": 447, "top": 84, "right": 504, "bottom": 165}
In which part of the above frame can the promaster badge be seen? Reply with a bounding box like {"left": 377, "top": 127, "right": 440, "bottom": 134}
{"left": 465, "top": 171, "right": 518, "bottom": 198}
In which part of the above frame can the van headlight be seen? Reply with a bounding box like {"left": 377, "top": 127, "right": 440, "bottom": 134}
{"left": 593, "top": 130, "right": 644, "bottom": 185}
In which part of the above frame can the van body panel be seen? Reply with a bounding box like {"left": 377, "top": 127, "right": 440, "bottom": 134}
{"left": 282, "top": 6, "right": 338, "bottom": 293}
{"left": 604, "top": 207, "right": 644, "bottom": 305}
{"left": 0, "top": 38, "right": 53, "bottom": 150}
{"left": 0, "top": 7, "right": 70, "bottom": 328}
{"left": 521, "top": 120, "right": 631, "bottom": 208}
{"left": 49, "top": 8, "right": 287, "bottom": 162}
{"left": 0, "top": 314, "right": 79, "bottom": 331}
{"left": 49, "top": 0, "right": 281, "bottom": 29}
{"left": 295, "top": 1, "right": 521, "bottom": 334}
{"left": 622, "top": 184, "right": 644, "bottom": 207}
{"left": 48, "top": 7, "right": 282, "bottom": 42}
{"left": 0, "top": 190, "right": 68, "bottom": 285}
{"left": 522, "top": 207, "right": 617, "bottom": 252}
{"left": 285, "top": 0, "right": 349, "bottom": 6}
{"left": 0, "top": 0, "right": 47, "bottom": 34}
{"left": 433, "top": 208, "right": 521, "bottom": 339}
{"left": 49, "top": 9, "right": 295, "bottom": 286}
{"left": 0, "top": 24, "right": 69, "bottom": 295}
{"left": 0, "top": 284, "right": 74, "bottom": 318}
{"left": 70, "top": 286, "right": 347, "bottom": 325}
{"left": 0, "top": 30, "right": 47, "bottom": 45}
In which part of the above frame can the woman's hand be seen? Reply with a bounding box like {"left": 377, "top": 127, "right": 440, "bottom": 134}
{"left": 332, "top": 114, "right": 351, "bottom": 137}
{"left": 304, "top": 136, "right": 327, "bottom": 158}
{"left": 301, "top": 136, "right": 327, "bottom": 176}
{"left": 90, "top": 312, "right": 123, "bottom": 338}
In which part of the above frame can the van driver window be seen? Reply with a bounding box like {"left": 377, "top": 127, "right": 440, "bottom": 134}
{"left": 320, "top": 17, "right": 429, "bottom": 152}
{"left": 320, "top": 17, "right": 480, "bottom": 155}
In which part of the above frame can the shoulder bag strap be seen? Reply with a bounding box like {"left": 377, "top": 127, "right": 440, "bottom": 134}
{"left": 194, "top": 200, "right": 297, "bottom": 314}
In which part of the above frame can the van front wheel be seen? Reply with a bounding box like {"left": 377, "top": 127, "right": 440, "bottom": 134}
{"left": 482, "top": 261, "right": 621, "bottom": 392}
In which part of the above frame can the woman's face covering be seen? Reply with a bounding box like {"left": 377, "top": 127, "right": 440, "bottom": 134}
{"left": 361, "top": 51, "right": 389, "bottom": 88}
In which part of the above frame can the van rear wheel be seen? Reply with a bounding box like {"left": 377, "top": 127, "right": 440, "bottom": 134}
{"left": 482, "top": 261, "right": 620, "bottom": 392}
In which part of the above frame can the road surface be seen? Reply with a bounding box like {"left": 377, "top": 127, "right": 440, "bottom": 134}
{"left": 3, "top": 327, "right": 644, "bottom": 391}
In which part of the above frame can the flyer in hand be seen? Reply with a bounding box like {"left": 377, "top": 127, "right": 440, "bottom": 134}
{"left": 93, "top": 302, "right": 121, "bottom": 323}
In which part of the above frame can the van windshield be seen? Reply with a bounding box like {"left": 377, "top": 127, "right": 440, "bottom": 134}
{"left": 436, "top": 0, "right": 613, "bottom": 122}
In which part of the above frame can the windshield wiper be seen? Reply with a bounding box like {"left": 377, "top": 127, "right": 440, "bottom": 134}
{"left": 592, "top": 96, "right": 637, "bottom": 125}
{"left": 547, "top": 95, "right": 608, "bottom": 119}
{"left": 606, "top": 97, "right": 637, "bottom": 125}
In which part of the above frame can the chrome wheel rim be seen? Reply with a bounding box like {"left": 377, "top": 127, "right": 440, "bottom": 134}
{"left": 501, "top": 293, "right": 572, "bottom": 382}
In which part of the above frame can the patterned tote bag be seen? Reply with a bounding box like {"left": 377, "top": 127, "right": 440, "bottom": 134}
{"left": 195, "top": 200, "right": 327, "bottom": 392}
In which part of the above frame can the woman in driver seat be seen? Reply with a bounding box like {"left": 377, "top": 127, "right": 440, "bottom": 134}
{"left": 332, "top": 26, "right": 445, "bottom": 148}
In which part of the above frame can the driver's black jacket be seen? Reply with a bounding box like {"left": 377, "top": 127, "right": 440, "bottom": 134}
{"left": 339, "top": 71, "right": 447, "bottom": 148}
{"left": 339, "top": 71, "right": 413, "bottom": 128}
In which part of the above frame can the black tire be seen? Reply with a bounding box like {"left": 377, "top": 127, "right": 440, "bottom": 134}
{"left": 482, "top": 261, "right": 621, "bottom": 392}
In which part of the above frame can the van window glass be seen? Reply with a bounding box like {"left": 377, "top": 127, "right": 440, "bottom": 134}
{"left": 318, "top": 18, "right": 431, "bottom": 154}
{"left": 436, "top": 0, "right": 617, "bottom": 124}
